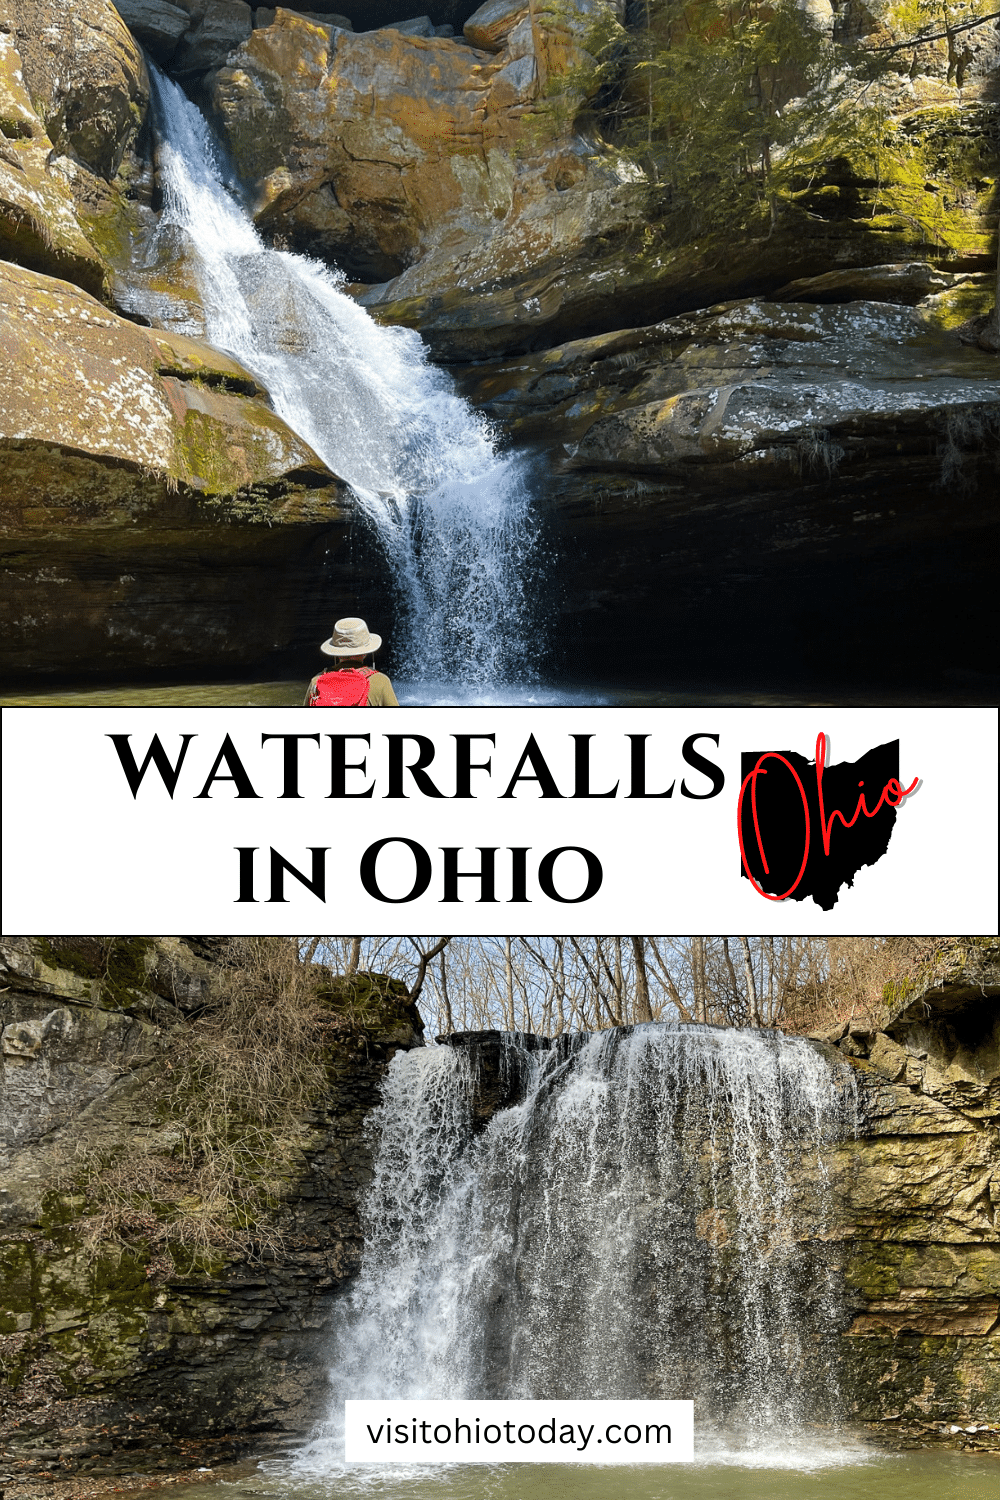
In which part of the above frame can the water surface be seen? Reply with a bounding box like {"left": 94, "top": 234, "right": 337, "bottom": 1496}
{"left": 160, "top": 1448, "right": 999, "bottom": 1500}
{"left": 0, "top": 679, "right": 962, "bottom": 707}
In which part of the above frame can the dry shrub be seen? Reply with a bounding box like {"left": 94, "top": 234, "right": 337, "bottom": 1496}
{"left": 73, "top": 938, "right": 353, "bottom": 1262}
{"left": 799, "top": 936, "right": 990, "bottom": 1033}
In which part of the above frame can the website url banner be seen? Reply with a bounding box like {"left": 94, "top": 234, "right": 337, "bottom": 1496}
{"left": 344, "top": 1400, "right": 694, "bottom": 1463}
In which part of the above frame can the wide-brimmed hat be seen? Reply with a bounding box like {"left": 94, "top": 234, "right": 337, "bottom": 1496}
{"left": 320, "top": 617, "right": 382, "bottom": 656}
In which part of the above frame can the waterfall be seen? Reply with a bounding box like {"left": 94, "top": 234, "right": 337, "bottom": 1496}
{"left": 143, "top": 69, "right": 542, "bottom": 698}
{"left": 299, "top": 1025, "right": 858, "bottom": 1471}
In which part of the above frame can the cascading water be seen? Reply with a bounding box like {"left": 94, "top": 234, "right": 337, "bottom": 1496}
{"left": 143, "top": 69, "right": 541, "bottom": 697}
{"left": 299, "top": 1024, "right": 858, "bottom": 1471}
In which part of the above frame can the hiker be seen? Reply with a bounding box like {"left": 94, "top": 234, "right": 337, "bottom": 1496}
{"left": 304, "top": 617, "right": 399, "bottom": 706}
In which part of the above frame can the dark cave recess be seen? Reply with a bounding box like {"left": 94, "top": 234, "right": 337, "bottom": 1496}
{"left": 296, "top": 2, "right": 481, "bottom": 32}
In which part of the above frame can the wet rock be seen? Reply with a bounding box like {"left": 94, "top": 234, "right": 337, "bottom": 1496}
{"left": 438, "top": 1029, "right": 552, "bottom": 1127}
{"left": 450, "top": 296, "right": 998, "bottom": 687}
{"left": 0, "top": 261, "right": 354, "bottom": 683}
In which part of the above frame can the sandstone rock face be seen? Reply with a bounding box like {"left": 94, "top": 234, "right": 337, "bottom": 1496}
{"left": 454, "top": 297, "right": 999, "bottom": 688}
{"left": 464, "top": 0, "right": 528, "bottom": 51}
{"left": 829, "top": 951, "right": 1000, "bottom": 1437}
{"left": 0, "top": 938, "right": 425, "bottom": 1471}
{"left": 1, "top": 0, "right": 149, "bottom": 297}
{"left": 202, "top": 2, "right": 995, "bottom": 360}
{"left": 173, "top": 0, "right": 253, "bottom": 75}
{"left": 0, "top": 261, "right": 355, "bottom": 683}
{"left": 208, "top": 3, "right": 641, "bottom": 296}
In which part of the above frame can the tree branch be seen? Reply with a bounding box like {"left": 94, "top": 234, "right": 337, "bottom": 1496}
{"left": 409, "top": 937, "right": 452, "bottom": 1007}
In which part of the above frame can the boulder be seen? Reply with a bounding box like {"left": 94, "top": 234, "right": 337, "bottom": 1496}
{"left": 209, "top": 3, "right": 638, "bottom": 291}
{"left": 377, "top": 15, "right": 435, "bottom": 37}
{"left": 0, "top": 262, "right": 355, "bottom": 683}
{"left": 254, "top": 6, "right": 353, "bottom": 26}
{"left": 8, "top": 0, "right": 148, "bottom": 182}
{"left": 0, "top": 1, "right": 149, "bottom": 298}
{"left": 114, "top": 0, "right": 192, "bottom": 61}
{"left": 463, "top": 0, "right": 528, "bottom": 51}
{"left": 0, "top": 62, "right": 109, "bottom": 297}
{"left": 172, "top": 0, "right": 253, "bottom": 73}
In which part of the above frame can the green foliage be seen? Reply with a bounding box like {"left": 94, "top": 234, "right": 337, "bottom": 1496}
{"left": 599, "top": 0, "right": 997, "bottom": 252}
{"left": 609, "top": 0, "right": 842, "bottom": 237}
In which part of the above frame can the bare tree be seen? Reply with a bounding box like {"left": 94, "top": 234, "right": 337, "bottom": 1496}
{"left": 631, "top": 936, "right": 653, "bottom": 1022}
{"left": 739, "top": 937, "right": 761, "bottom": 1026}
{"left": 295, "top": 935, "right": 954, "bottom": 1041}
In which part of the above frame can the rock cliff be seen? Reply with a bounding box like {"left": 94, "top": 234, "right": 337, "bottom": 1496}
{"left": 0, "top": 262, "right": 355, "bottom": 683}
{"left": 3, "top": 939, "right": 998, "bottom": 1476}
{"left": 0, "top": 938, "right": 425, "bottom": 1481}
{"left": 1, "top": 0, "right": 148, "bottom": 299}
{"left": 0, "top": 0, "right": 997, "bottom": 689}
{"left": 440, "top": 947, "right": 1000, "bottom": 1448}
{"left": 454, "top": 297, "right": 999, "bottom": 687}
{"left": 205, "top": 1, "right": 999, "bottom": 360}
{"left": 823, "top": 944, "right": 1000, "bottom": 1443}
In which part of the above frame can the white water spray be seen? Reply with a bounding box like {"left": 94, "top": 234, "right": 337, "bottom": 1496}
{"left": 298, "top": 1025, "right": 858, "bottom": 1472}
{"left": 145, "top": 70, "right": 541, "bottom": 694}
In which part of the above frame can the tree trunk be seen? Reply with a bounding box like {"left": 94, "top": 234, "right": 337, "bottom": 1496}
{"left": 692, "top": 936, "right": 707, "bottom": 1023}
{"left": 504, "top": 936, "right": 515, "bottom": 1029}
{"left": 438, "top": 950, "right": 453, "bottom": 1035}
{"left": 631, "top": 937, "right": 653, "bottom": 1022}
{"left": 740, "top": 936, "right": 761, "bottom": 1026}
{"left": 721, "top": 937, "right": 742, "bottom": 1020}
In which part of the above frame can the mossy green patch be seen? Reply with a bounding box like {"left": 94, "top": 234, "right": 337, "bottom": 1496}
{"left": 36, "top": 936, "right": 153, "bottom": 1009}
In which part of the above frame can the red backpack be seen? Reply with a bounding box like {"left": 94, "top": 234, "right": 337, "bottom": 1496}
{"left": 308, "top": 667, "right": 376, "bottom": 707}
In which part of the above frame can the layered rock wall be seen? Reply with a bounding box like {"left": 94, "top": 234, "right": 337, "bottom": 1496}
{"left": 0, "top": 262, "right": 356, "bottom": 683}
{"left": 824, "top": 950, "right": 1000, "bottom": 1442}
{"left": 0, "top": 939, "right": 424, "bottom": 1478}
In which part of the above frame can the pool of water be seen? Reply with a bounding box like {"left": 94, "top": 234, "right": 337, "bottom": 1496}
{"left": 160, "top": 1446, "right": 999, "bottom": 1500}
{"left": 0, "top": 679, "right": 961, "bottom": 708}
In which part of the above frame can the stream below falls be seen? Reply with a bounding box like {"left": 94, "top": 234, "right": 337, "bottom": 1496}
{"left": 160, "top": 1450, "right": 999, "bottom": 1500}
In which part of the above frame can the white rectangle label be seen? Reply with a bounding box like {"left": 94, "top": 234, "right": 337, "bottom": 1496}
{"left": 343, "top": 1400, "right": 694, "bottom": 1463}
{"left": 1, "top": 706, "right": 996, "bottom": 933}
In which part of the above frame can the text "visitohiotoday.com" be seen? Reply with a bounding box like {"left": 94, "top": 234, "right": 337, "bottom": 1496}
{"left": 344, "top": 1400, "right": 694, "bottom": 1464}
